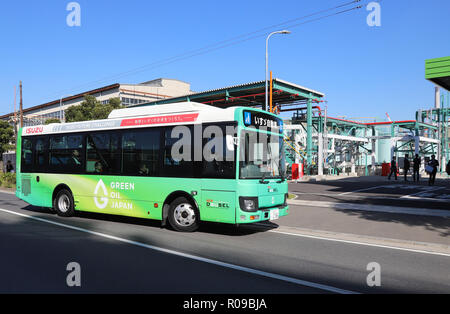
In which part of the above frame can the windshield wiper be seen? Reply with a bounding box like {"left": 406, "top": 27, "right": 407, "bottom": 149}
{"left": 259, "top": 173, "right": 269, "bottom": 184}
{"left": 277, "top": 173, "right": 286, "bottom": 183}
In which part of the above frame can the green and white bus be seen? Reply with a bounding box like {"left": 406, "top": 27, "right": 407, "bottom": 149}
{"left": 16, "top": 102, "right": 288, "bottom": 232}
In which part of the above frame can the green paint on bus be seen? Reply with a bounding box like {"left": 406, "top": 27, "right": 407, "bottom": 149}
{"left": 16, "top": 105, "right": 289, "bottom": 230}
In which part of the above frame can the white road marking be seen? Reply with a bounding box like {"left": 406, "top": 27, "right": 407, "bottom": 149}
{"left": 338, "top": 184, "right": 447, "bottom": 197}
{"left": 293, "top": 191, "right": 450, "bottom": 203}
{"left": 400, "top": 187, "right": 446, "bottom": 199}
{"left": 338, "top": 185, "right": 386, "bottom": 196}
{"left": 288, "top": 199, "right": 450, "bottom": 218}
{"left": 0, "top": 207, "right": 356, "bottom": 294}
{"left": 263, "top": 229, "right": 450, "bottom": 258}
{"left": 402, "top": 195, "right": 450, "bottom": 201}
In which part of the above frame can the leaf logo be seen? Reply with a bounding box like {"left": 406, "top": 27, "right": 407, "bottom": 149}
{"left": 94, "top": 179, "right": 108, "bottom": 209}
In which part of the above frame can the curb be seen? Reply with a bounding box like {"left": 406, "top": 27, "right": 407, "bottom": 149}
{"left": 0, "top": 189, "right": 16, "bottom": 195}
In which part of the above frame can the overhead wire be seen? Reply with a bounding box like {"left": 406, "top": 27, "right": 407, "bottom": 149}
{"left": 40, "top": 1, "right": 367, "bottom": 102}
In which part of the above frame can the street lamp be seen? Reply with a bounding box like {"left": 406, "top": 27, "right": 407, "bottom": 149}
{"left": 265, "top": 30, "right": 291, "bottom": 112}
{"left": 60, "top": 95, "right": 72, "bottom": 123}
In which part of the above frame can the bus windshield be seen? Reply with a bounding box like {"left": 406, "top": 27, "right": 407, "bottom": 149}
{"left": 239, "top": 130, "right": 286, "bottom": 180}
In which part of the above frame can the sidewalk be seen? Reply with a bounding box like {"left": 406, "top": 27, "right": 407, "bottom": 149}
{"left": 292, "top": 173, "right": 450, "bottom": 183}
{"left": 0, "top": 187, "right": 15, "bottom": 195}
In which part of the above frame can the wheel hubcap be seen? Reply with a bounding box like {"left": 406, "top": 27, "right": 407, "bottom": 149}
{"left": 174, "top": 203, "right": 196, "bottom": 226}
{"left": 58, "top": 194, "right": 70, "bottom": 213}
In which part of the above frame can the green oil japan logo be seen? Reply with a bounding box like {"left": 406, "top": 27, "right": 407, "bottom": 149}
{"left": 94, "top": 179, "right": 108, "bottom": 209}
{"left": 94, "top": 179, "right": 135, "bottom": 210}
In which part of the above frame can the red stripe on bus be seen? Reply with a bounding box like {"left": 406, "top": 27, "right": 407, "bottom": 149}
{"left": 120, "top": 113, "right": 199, "bottom": 127}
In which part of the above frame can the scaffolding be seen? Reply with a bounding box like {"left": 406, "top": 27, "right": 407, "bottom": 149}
{"left": 283, "top": 92, "right": 450, "bottom": 176}
{"left": 284, "top": 107, "right": 373, "bottom": 176}
{"left": 281, "top": 57, "right": 450, "bottom": 177}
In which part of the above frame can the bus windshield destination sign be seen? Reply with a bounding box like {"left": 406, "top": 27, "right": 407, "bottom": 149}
{"left": 243, "top": 111, "right": 283, "bottom": 133}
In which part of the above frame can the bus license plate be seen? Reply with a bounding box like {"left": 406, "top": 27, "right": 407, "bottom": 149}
{"left": 270, "top": 209, "right": 279, "bottom": 220}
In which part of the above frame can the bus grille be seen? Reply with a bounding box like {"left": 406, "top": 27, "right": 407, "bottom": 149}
{"left": 22, "top": 178, "right": 31, "bottom": 196}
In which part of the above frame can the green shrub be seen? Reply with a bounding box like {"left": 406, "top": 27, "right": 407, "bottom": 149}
{"left": 1, "top": 172, "right": 16, "bottom": 188}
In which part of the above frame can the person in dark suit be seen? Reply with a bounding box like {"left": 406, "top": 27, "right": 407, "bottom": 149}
{"left": 70, "top": 150, "right": 82, "bottom": 168}
{"left": 388, "top": 156, "right": 397, "bottom": 180}
{"left": 428, "top": 154, "right": 439, "bottom": 186}
{"left": 6, "top": 160, "right": 14, "bottom": 173}
{"left": 413, "top": 154, "right": 421, "bottom": 182}
{"left": 94, "top": 162, "right": 103, "bottom": 173}
{"left": 403, "top": 154, "right": 410, "bottom": 181}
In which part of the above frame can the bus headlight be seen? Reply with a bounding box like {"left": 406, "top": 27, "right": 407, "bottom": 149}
{"left": 239, "top": 197, "right": 258, "bottom": 212}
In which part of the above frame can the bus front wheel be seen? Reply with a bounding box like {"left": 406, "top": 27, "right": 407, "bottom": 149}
{"left": 53, "top": 189, "right": 75, "bottom": 217}
{"left": 168, "top": 197, "right": 199, "bottom": 232}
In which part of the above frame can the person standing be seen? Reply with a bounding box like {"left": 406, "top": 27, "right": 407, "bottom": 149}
{"left": 403, "top": 154, "right": 410, "bottom": 181}
{"left": 428, "top": 154, "right": 439, "bottom": 186}
{"left": 6, "top": 160, "right": 14, "bottom": 173}
{"left": 388, "top": 156, "right": 397, "bottom": 180}
{"left": 70, "top": 150, "right": 81, "bottom": 167}
{"left": 446, "top": 160, "right": 450, "bottom": 176}
{"left": 413, "top": 154, "right": 421, "bottom": 182}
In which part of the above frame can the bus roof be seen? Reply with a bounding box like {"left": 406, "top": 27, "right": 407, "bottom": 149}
{"left": 108, "top": 101, "right": 226, "bottom": 119}
{"left": 21, "top": 102, "right": 272, "bottom": 136}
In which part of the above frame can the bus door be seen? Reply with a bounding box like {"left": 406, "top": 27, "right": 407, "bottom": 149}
{"left": 200, "top": 128, "right": 237, "bottom": 223}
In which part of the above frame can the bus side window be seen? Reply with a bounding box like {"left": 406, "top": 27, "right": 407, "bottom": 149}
{"left": 86, "top": 133, "right": 120, "bottom": 174}
{"left": 49, "top": 135, "right": 83, "bottom": 173}
{"left": 34, "top": 138, "right": 47, "bottom": 172}
{"left": 21, "top": 138, "right": 34, "bottom": 173}
{"left": 162, "top": 126, "right": 193, "bottom": 178}
{"left": 202, "top": 124, "right": 236, "bottom": 179}
{"left": 122, "top": 129, "right": 160, "bottom": 176}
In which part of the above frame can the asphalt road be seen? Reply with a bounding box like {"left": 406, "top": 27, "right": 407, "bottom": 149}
{"left": 289, "top": 176, "right": 450, "bottom": 208}
{"left": 0, "top": 190, "right": 449, "bottom": 294}
{"left": 285, "top": 177, "right": 450, "bottom": 245}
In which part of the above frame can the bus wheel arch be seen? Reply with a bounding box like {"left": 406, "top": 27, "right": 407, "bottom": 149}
{"left": 163, "top": 191, "right": 200, "bottom": 232}
{"left": 52, "top": 184, "right": 75, "bottom": 217}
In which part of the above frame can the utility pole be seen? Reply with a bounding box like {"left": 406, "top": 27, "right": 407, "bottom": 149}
{"left": 19, "top": 81, "right": 23, "bottom": 128}
{"left": 435, "top": 86, "right": 441, "bottom": 172}
{"left": 269, "top": 71, "right": 273, "bottom": 113}
{"left": 324, "top": 105, "right": 328, "bottom": 175}
{"left": 306, "top": 99, "right": 312, "bottom": 175}
{"left": 13, "top": 85, "right": 17, "bottom": 139}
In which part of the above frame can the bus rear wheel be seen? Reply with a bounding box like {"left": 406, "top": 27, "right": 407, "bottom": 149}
{"left": 168, "top": 197, "right": 199, "bottom": 232}
{"left": 53, "top": 189, "right": 75, "bottom": 217}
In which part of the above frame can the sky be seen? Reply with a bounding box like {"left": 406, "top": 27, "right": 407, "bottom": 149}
{"left": 0, "top": 0, "right": 449, "bottom": 121}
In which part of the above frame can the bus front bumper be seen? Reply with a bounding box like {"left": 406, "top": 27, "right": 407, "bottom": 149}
{"left": 237, "top": 205, "right": 289, "bottom": 224}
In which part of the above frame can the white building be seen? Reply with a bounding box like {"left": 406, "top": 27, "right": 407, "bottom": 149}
{"left": 1, "top": 78, "right": 192, "bottom": 126}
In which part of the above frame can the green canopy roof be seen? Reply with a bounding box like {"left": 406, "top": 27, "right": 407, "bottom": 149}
{"left": 425, "top": 56, "right": 450, "bottom": 91}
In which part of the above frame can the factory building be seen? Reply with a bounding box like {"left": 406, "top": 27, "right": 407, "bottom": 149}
{"left": 0, "top": 78, "right": 192, "bottom": 126}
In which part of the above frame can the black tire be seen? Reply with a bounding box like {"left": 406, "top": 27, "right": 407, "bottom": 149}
{"left": 167, "top": 197, "right": 200, "bottom": 232}
{"left": 53, "top": 189, "right": 75, "bottom": 217}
